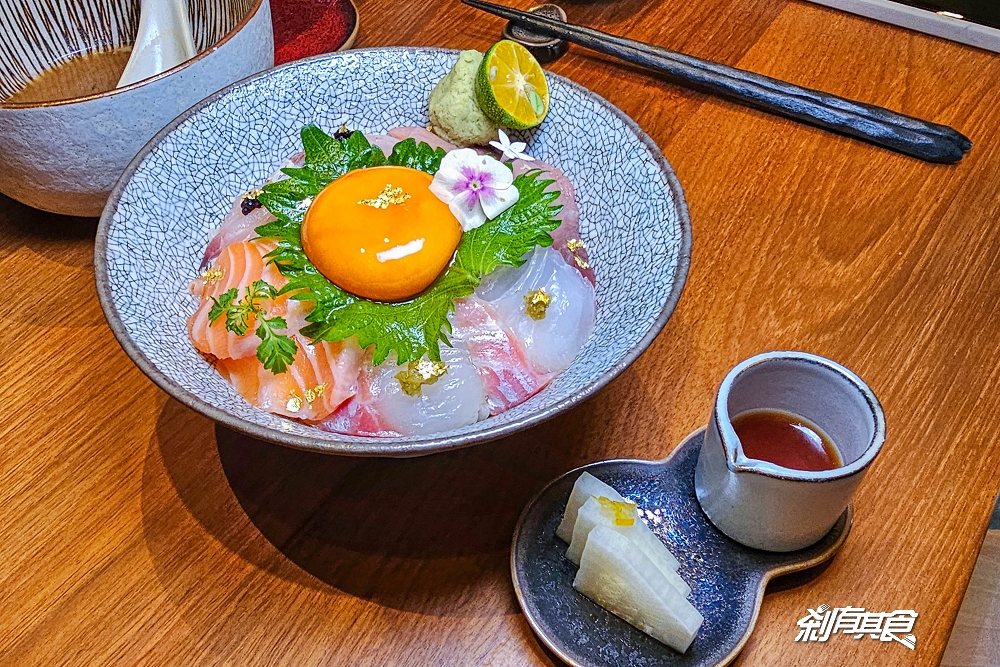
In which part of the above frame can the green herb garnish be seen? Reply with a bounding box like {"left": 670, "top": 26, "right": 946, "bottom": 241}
{"left": 208, "top": 279, "right": 298, "bottom": 374}
{"left": 255, "top": 124, "right": 561, "bottom": 366}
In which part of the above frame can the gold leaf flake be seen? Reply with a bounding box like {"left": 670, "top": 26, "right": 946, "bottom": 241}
{"left": 200, "top": 266, "right": 225, "bottom": 285}
{"left": 523, "top": 287, "right": 552, "bottom": 320}
{"left": 573, "top": 256, "right": 591, "bottom": 270}
{"left": 360, "top": 184, "right": 411, "bottom": 209}
{"left": 566, "top": 238, "right": 587, "bottom": 253}
{"left": 304, "top": 383, "right": 327, "bottom": 405}
{"left": 395, "top": 358, "right": 448, "bottom": 396}
{"left": 286, "top": 394, "right": 303, "bottom": 413}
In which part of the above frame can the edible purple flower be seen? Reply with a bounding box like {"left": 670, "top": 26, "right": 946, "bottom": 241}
{"left": 429, "top": 148, "right": 520, "bottom": 231}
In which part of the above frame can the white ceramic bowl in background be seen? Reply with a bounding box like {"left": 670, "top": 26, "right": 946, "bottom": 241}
{"left": 0, "top": 0, "right": 274, "bottom": 217}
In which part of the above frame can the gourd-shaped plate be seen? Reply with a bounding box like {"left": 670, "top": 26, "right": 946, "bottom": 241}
{"left": 511, "top": 429, "right": 851, "bottom": 667}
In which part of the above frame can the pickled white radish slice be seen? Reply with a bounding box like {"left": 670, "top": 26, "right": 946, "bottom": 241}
{"left": 556, "top": 471, "right": 625, "bottom": 543}
{"left": 568, "top": 496, "right": 688, "bottom": 596}
{"left": 574, "top": 526, "right": 704, "bottom": 653}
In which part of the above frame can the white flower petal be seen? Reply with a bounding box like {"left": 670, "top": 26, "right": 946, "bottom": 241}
{"left": 450, "top": 199, "right": 488, "bottom": 231}
{"left": 477, "top": 154, "right": 514, "bottom": 189}
{"left": 439, "top": 147, "right": 481, "bottom": 172}
{"left": 430, "top": 147, "right": 518, "bottom": 226}
{"left": 510, "top": 141, "right": 527, "bottom": 153}
{"left": 480, "top": 183, "right": 520, "bottom": 220}
{"left": 429, "top": 166, "right": 464, "bottom": 203}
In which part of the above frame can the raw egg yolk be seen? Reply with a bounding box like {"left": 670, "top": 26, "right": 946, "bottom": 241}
{"left": 301, "top": 166, "right": 462, "bottom": 301}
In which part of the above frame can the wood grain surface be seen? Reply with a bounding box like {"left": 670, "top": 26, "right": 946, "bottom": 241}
{"left": 2, "top": 0, "right": 1000, "bottom": 665}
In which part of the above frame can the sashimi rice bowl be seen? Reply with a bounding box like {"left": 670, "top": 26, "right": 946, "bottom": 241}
{"left": 96, "top": 47, "right": 690, "bottom": 455}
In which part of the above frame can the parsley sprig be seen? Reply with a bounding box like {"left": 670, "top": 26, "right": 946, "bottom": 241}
{"left": 255, "top": 124, "right": 561, "bottom": 366}
{"left": 208, "top": 280, "right": 298, "bottom": 374}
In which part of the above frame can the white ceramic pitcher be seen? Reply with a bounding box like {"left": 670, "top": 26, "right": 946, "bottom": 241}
{"left": 694, "top": 351, "right": 886, "bottom": 552}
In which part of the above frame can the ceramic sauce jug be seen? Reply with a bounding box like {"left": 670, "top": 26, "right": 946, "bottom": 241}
{"left": 695, "top": 351, "right": 886, "bottom": 552}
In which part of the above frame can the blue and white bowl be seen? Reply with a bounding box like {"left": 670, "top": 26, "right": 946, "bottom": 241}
{"left": 95, "top": 48, "right": 691, "bottom": 457}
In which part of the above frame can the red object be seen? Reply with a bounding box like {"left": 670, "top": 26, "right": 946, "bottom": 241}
{"left": 272, "top": 0, "right": 358, "bottom": 64}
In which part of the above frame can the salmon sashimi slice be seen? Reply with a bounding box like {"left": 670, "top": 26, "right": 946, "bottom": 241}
{"left": 216, "top": 333, "right": 363, "bottom": 422}
{"left": 450, "top": 296, "right": 552, "bottom": 416}
{"left": 188, "top": 239, "right": 287, "bottom": 361}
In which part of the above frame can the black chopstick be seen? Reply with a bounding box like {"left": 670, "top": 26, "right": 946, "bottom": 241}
{"left": 463, "top": 0, "right": 972, "bottom": 163}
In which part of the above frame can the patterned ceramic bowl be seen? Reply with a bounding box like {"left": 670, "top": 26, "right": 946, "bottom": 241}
{"left": 95, "top": 48, "right": 691, "bottom": 457}
{"left": 0, "top": 0, "right": 273, "bottom": 217}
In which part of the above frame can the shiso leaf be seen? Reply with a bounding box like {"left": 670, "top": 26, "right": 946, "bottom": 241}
{"left": 455, "top": 170, "right": 560, "bottom": 276}
{"left": 253, "top": 123, "right": 562, "bottom": 367}
{"left": 387, "top": 138, "right": 447, "bottom": 174}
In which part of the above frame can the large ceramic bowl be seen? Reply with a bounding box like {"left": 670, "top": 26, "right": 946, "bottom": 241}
{"left": 95, "top": 48, "right": 691, "bottom": 457}
{"left": 0, "top": 0, "right": 273, "bottom": 217}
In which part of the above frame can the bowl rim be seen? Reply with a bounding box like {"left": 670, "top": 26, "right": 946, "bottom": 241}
{"left": 94, "top": 46, "right": 692, "bottom": 458}
{"left": 0, "top": 0, "right": 266, "bottom": 109}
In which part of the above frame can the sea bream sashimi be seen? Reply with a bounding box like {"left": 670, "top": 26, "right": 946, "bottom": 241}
{"left": 477, "top": 245, "right": 596, "bottom": 374}
{"left": 200, "top": 152, "right": 306, "bottom": 269}
{"left": 319, "top": 344, "right": 487, "bottom": 437}
{"left": 512, "top": 157, "right": 593, "bottom": 284}
{"left": 450, "top": 296, "right": 552, "bottom": 416}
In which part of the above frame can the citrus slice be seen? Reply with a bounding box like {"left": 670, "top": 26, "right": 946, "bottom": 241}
{"left": 475, "top": 40, "right": 550, "bottom": 130}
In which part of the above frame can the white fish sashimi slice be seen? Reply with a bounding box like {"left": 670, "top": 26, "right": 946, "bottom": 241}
{"left": 567, "top": 497, "right": 688, "bottom": 596}
{"left": 450, "top": 296, "right": 552, "bottom": 415}
{"left": 200, "top": 152, "right": 306, "bottom": 268}
{"left": 574, "top": 526, "right": 704, "bottom": 654}
{"left": 367, "top": 133, "right": 400, "bottom": 155}
{"left": 387, "top": 126, "right": 458, "bottom": 152}
{"left": 556, "top": 471, "right": 625, "bottom": 543}
{"left": 477, "top": 246, "right": 595, "bottom": 375}
{"left": 360, "top": 345, "right": 488, "bottom": 437}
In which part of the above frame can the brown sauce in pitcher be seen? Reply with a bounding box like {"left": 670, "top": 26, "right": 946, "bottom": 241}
{"left": 732, "top": 409, "right": 843, "bottom": 471}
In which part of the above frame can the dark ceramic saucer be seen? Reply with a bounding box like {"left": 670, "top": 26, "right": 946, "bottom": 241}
{"left": 511, "top": 429, "right": 851, "bottom": 667}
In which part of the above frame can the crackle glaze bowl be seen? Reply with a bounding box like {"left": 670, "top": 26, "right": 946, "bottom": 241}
{"left": 95, "top": 48, "right": 691, "bottom": 457}
{"left": 0, "top": 0, "right": 273, "bottom": 217}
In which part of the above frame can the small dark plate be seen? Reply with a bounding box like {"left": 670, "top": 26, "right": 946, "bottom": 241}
{"left": 511, "top": 429, "right": 851, "bottom": 667}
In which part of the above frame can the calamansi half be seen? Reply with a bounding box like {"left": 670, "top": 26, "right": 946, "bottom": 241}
{"left": 475, "top": 40, "right": 550, "bottom": 130}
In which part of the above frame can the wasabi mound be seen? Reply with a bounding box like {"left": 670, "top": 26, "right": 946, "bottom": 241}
{"left": 428, "top": 50, "right": 500, "bottom": 147}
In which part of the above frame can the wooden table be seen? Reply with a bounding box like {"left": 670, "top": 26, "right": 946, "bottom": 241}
{"left": 3, "top": 0, "right": 1000, "bottom": 665}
